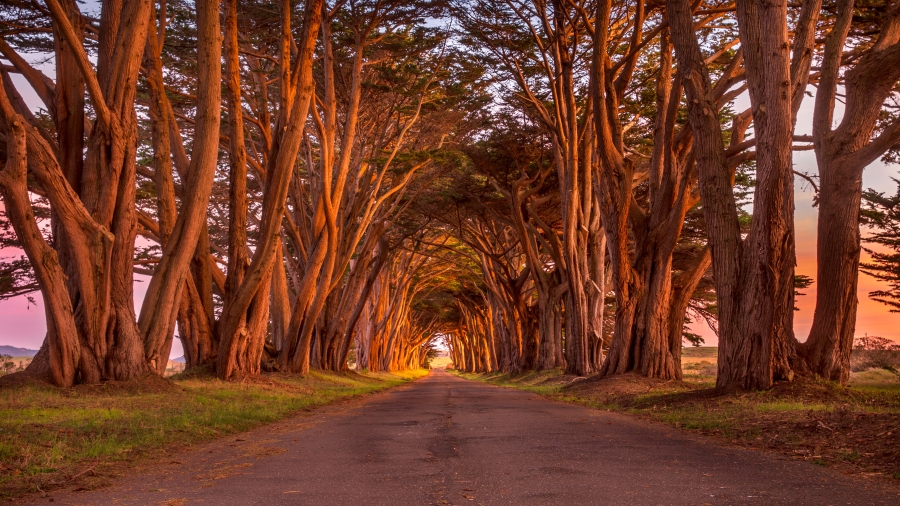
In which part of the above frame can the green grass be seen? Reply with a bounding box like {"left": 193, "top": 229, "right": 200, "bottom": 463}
{"left": 850, "top": 368, "right": 900, "bottom": 388}
{"left": 0, "top": 368, "right": 428, "bottom": 499}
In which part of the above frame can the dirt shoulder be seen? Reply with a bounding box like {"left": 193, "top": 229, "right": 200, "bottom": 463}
{"left": 0, "top": 368, "right": 427, "bottom": 502}
{"left": 450, "top": 366, "right": 900, "bottom": 486}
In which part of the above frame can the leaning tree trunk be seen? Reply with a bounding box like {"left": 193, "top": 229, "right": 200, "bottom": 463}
{"left": 218, "top": 0, "right": 324, "bottom": 379}
{"left": 50, "top": 0, "right": 85, "bottom": 351}
{"left": 0, "top": 96, "right": 80, "bottom": 387}
{"left": 137, "top": 0, "right": 223, "bottom": 374}
{"left": 592, "top": 0, "right": 653, "bottom": 379}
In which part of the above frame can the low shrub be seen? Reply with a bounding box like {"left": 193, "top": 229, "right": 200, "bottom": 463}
{"left": 850, "top": 349, "right": 900, "bottom": 373}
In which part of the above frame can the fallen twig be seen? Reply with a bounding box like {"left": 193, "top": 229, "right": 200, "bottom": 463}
{"left": 68, "top": 466, "right": 96, "bottom": 481}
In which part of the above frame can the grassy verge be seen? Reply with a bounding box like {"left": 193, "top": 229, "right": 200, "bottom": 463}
{"left": 0, "top": 368, "right": 428, "bottom": 500}
{"left": 450, "top": 367, "right": 900, "bottom": 482}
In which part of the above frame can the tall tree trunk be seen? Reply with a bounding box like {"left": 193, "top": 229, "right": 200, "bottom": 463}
{"left": 803, "top": 166, "right": 862, "bottom": 381}
{"left": 536, "top": 285, "right": 565, "bottom": 370}
{"left": 271, "top": 238, "right": 292, "bottom": 351}
{"left": 669, "top": 0, "right": 800, "bottom": 389}
{"left": 11, "top": 0, "right": 156, "bottom": 384}
{"left": 178, "top": 276, "right": 217, "bottom": 368}
{"left": 801, "top": 1, "right": 900, "bottom": 383}
{"left": 561, "top": 167, "right": 603, "bottom": 376}
{"left": 218, "top": 0, "right": 324, "bottom": 379}
{"left": 51, "top": 0, "right": 85, "bottom": 331}
{"left": 0, "top": 94, "right": 80, "bottom": 387}
{"left": 138, "top": 0, "right": 223, "bottom": 373}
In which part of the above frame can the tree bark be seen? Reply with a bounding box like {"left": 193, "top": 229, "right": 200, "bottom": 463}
{"left": 138, "top": 0, "right": 222, "bottom": 373}
{"left": 218, "top": 0, "right": 324, "bottom": 379}
{"left": 8, "top": 0, "right": 156, "bottom": 385}
{"left": 801, "top": 0, "right": 900, "bottom": 383}
{"left": 669, "top": 0, "right": 800, "bottom": 389}
{"left": 0, "top": 94, "right": 80, "bottom": 387}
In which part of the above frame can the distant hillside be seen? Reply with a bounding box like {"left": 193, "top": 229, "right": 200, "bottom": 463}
{"left": 681, "top": 346, "right": 718, "bottom": 358}
{"left": 0, "top": 345, "right": 39, "bottom": 357}
{"left": 173, "top": 356, "right": 186, "bottom": 363}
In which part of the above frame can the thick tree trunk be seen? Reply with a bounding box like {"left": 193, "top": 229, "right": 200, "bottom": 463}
{"left": 338, "top": 236, "right": 388, "bottom": 367}
{"left": 216, "top": 0, "right": 253, "bottom": 377}
{"left": 219, "top": 264, "right": 273, "bottom": 378}
{"left": 142, "top": 3, "right": 179, "bottom": 375}
{"left": 800, "top": 1, "right": 900, "bottom": 384}
{"left": 592, "top": 0, "right": 648, "bottom": 379}
{"left": 178, "top": 275, "right": 217, "bottom": 368}
{"left": 603, "top": 248, "right": 676, "bottom": 379}
{"left": 636, "top": 262, "right": 680, "bottom": 379}
{"left": 51, "top": 0, "right": 85, "bottom": 316}
{"left": 535, "top": 285, "right": 565, "bottom": 370}
{"left": 279, "top": 226, "right": 331, "bottom": 373}
{"left": 17, "top": 0, "right": 156, "bottom": 384}
{"left": 802, "top": 165, "right": 862, "bottom": 382}
{"left": 670, "top": 0, "right": 798, "bottom": 390}
{"left": 561, "top": 199, "right": 603, "bottom": 376}
{"left": 714, "top": 0, "right": 798, "bottom": 390}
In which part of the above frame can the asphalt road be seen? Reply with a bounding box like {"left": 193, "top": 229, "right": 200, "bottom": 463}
{"left": 33, "top": 369, "right": 899, "bottom": 505}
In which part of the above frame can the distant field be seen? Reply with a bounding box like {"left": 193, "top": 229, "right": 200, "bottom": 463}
{"left": 681, "top": 347, "right": 718, "bottom": 376}
{"left": 429, "top": 356, "right": 453, "bottom": 368}
{"left": 0, "top": 357, "right": 32, "bottom": 375}
{"left": 678, "top": 347, "right": 900, "bottom": 385}
{"left": 681, "top": 346, "right": 717, "bottom": 358}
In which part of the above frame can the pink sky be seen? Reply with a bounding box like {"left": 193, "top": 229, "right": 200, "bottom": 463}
{"left": 0, "top": 272, "right": 188, "bottom": 357}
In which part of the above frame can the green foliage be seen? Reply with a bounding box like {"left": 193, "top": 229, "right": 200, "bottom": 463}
{"left": 682, "top": 331, "right": 705, "bottom": 347}
{"left": 0, "top": 203, "right": 47, "bottom": 303}
{"left": 422, "top": 347, "right": 439, "bottom": 368}
{"left": 793, "top": 274, "right": 814, "bottom": 310}
{"left": 0, "top": 354, "right": 15, "bottom": 374}
{"left": 860, "top": 178, "right": 900, "bottom": 311}
{"left": 851, "top": 336, "right": 900, "bottom": 374}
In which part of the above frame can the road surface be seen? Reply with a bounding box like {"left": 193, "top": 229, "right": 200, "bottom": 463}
{"left": 32, "top": 369, "right": 899, "bottom": 505}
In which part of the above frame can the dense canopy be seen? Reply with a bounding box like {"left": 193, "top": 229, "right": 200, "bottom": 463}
{"left": 1, "top": 0, "right": 900, "bottom": 389}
